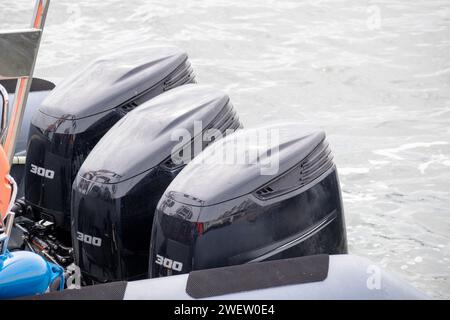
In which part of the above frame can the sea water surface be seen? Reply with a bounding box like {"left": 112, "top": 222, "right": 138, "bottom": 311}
{"left": 1, "top": 0, "right": 449, "bottom": 298}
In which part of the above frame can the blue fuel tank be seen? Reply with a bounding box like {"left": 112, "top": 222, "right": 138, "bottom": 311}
{"left": 0, "top": 250, "right": 64, "bottom": 299}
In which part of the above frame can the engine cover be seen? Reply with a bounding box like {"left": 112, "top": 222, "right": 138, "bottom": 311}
{"left": 149, "top": 123, "right": 348, "bottom": 277}
{"left": 71, "top": 84, "right": 242, "bottom": 282}
{"left": 24, "top": 46, "right": 195, "bottom": 229}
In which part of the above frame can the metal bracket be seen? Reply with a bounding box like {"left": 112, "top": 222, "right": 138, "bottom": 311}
{"left": 0, "top": 0, "right": 50, "bottom": 164}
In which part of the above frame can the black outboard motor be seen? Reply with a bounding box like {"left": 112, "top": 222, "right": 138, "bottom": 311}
{"left": 0, "top": 78, "right": 56, "bottom": 197}
{"left": 71, "top": 84, "right": 242, "bottom": 282}
{"left": 149, "top": 123, "right": 347, "bottom": 277}
{"left": 24, "top": 46, "right": 195, "bottom": 230}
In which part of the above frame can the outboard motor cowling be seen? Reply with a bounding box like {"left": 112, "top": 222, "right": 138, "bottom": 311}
{"left": 24, "top": 46, "right": 195, "bottom": 229}
{"left": 150, "top": 123, "right": 347, "bottom": 277}
{"left": 72, "top": 84, "right": 242, "bottom": 282}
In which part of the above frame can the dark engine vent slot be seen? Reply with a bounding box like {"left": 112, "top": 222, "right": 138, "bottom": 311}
{"left": 256, "top": 186, "right": 274, "bottom": 196}
{"left": 254, "top": 139, "right": 334, "bottom": 200}
{"left": 117, "top": 60, "right": 196, "bottom": 117}
{"left": 119, "top": 100, "right": 139, "bottom": 114}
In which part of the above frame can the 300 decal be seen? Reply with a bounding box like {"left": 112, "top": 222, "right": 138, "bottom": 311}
{"left": 155, "top": 254, "right": 183, "bottom": 271}
{"left": 30, "top": 164, "right": 55, "bottom": 179}
{"left": 76, "top": 231, "right": 102, "bottom": 247}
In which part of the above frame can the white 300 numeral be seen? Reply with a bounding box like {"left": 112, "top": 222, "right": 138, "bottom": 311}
{"left": 30, "top": 164, "right": 55, "bottom": 179}
{"left": 77, "top": 231, "right": 102, "bottom": 247}
{"left": 155, "top": 254, "right": 183, "bottom": 271}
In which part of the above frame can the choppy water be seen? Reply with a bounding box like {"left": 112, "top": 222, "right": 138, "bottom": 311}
{"left": 1, "top": 0, "right": 450, "bottom": 298}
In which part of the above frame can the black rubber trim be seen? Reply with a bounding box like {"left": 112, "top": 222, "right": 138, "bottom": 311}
{"left": 0, "top": 78, "right": 55, "bottom": 93}
{"left": 186, "top": 254, "right": 329, "bottom": 299}
{"left": 18, "top": 281, "right": 128, "bottom": 300}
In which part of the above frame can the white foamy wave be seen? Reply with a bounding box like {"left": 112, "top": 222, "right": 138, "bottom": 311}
{"left": 373, "top": 142, "right": 449, "bottom": 160}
